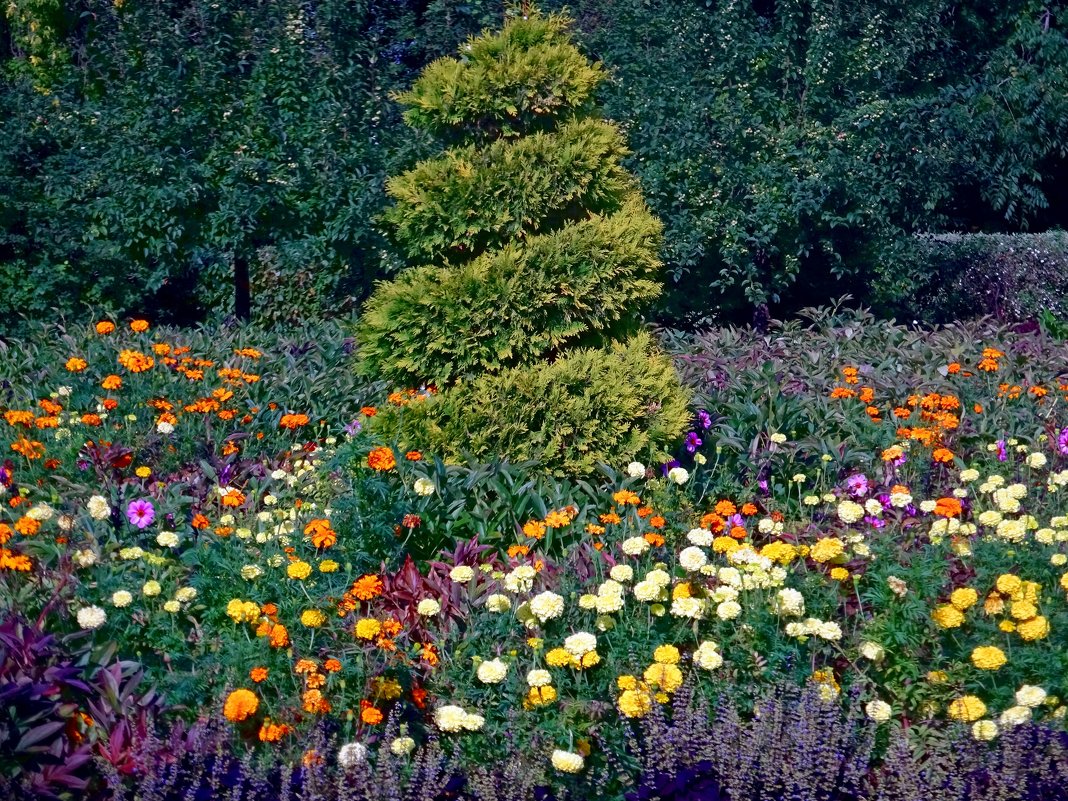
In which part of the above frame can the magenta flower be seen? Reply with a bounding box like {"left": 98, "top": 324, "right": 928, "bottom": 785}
{"left": 126, "top": 499, "right": 155, "bottom": 529}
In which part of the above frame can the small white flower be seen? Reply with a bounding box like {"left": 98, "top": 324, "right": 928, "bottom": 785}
{"left": 77, "top": 606, "right": 107, "bottom": 629}
{"left": 413, "top": 477, "right": 436, "bottom": 496}
{"left": 337, "top": 742, "right": 368, "bottom": 768}
{"left": 417, "top": 598, "right": 440, "bottom": 617}
{"left": 678, "top": 546, "right": 708, "bottom": 572}
{"left": 609, "top": 564, "right": 634, "bottom": 582}
{"left": 621, "top": 536, "right": 650, "bottom": 556}
{"left": 73, "top": 549, "right": 98, "bottom": 568}
{"left": 972, "top": 720, "right": 999, "bottom": 741}
{"left": 625, "top": 461, "right": 646, "bottom": 478}
{"left": 391, "top": 736, "right": 415, "bottom": 756}
{"left": 1015, "top": 685, "right": 1047, "bottom": 708}
{"left": 87, "top": 495, "right": 111, "bottom": 521}
{"left": 156, "top": 530, "right": 179, "bottom": 548}
{"left": 484, "top": 594, "right": 511, "bottom": 612}
{"left": 563, "top": 632, "right": 597, "bottom": 657}
{"left": 111, "top": 590, "right": 133, "bottom": 607}
{"left": 693, "top": 640, "right": 723, "bottom": 670}
{"left": 527, "top": 669, "right": 552, "bottom": 687}
{"left": 859, "top": 641, "right": 885, "bottom": 662}
{"left": 156, "top": 421, "right": 174, "bottom": 435}
{"left": 667, "top": 467, "right": 689, "bottom": 485}
{"left": 551, "top": 749, "right": 584, "bottom": 773}
{"left": 769, "top": 432, "right": 787, "bottom": 444}
{"left": 450, "top": 565, "right": 475, "bottom": 584}
{"left": 529, "top": 591, "right": 565, "bottom": 622}
{"left": 865, "top": 700, "right": 892, "bottom": 722}
{"left": 476, "top": 658, "right": 508, "bottom": 684}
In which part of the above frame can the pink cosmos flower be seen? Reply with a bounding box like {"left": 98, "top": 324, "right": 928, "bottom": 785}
{"left": 126, "top": 499, "right": 155, "bottom": 529}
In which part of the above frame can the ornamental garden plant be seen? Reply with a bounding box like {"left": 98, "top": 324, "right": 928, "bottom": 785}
{"left": 353, "top": 9, "right": 690, "bottom": 476}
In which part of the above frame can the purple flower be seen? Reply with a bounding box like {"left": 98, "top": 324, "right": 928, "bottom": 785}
{"left": 845, "top": 474, "right": 871, "bottom": 497}
{"left": 996, "top": 439, "right": 1007, "bottom": 461}
{"left": 697, "top": 410, "right": 712, "bottom": 430}
{"left": 1058, "top": 427, "right": 1068, "bottom": 456}
{"left": 661, "top": 459, "right": 681, "bottom": 476}
{"left": 685, "top": 432, "right": 703, "bottom": 453}
{"left": 126, "top": 499, "right": 155, "bottom": 529}
{"left": 344, "top": 419, "right": 362, "bottom": 436}
{"left": 865, "top": 515, "right": 886, "bottom": 528}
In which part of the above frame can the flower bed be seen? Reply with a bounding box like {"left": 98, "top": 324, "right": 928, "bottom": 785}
{"left": 2, "top": 312, "right": 1068, "bottom": 799}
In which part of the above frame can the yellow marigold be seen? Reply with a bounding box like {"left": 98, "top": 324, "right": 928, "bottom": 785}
{"left": 524, "top": 684, "right": 558, "bottom": 708}
{"left": 1017, "top": 616, "right": 1050, "bottom": 641}
{"left": 760, "top": 541, "right": 798, "bottom": 565}
{"left": 712, "top": 536, "right": 742, "bottom": 554}
{"left": 996, "top": 574, "right": 1022, "bottom": 595}
{"left": 830, "top": 567, "right": 850, "bottom": 581}
{"left": 999, "top": 620, "right": 1017, "bottom": 633}
{"left": 1010, "top": 600, "right": 1037, "bottom": 620}
{"left": 617, "top": 687, "right": 653, "bottom": 718}
{"left": 950, "top": 587, "right": 979, "bottom": 611}
{"left": 287, "top": 561, "right": 312, "bottom": 580}
{"left": 617, "top": 675, "right": 638, "bottom": 691}
{"left": 809, "top": 538, "right": 845, "bottom": 564}
{"left": 653, "top": 645, "right": 681, "bottom": 665}
{"left": 932, "top": 604, "right": 965, "bottom": 629}
{"left": 301, "top": 609, "right": 326, "bottom": 628}
{"left": 643, "top": 662, "right": 684, "bottom": 693}
{"left": 355, "top": 618, "right": 382, "bottom": 640}
{"left": 947, "top": 695, "right": 986, "bottom": 722}
{"left": 224, "top": 688, "right": 259, "bottom": 722}
{"left": 970, "top": 645, "right": 1007, "bottom": 670}
{"left": 1061, "top": 573, "right": 1068, "bottom": 592}
{"left": 545, "top": 648, "right": 572, "bottom": 668}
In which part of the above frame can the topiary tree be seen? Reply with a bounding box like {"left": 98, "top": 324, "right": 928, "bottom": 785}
{"left": 355, "top": 6, "right": 690, "bottom": 476}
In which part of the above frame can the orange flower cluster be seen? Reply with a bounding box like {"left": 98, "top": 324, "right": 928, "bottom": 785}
{"left": 304, "top": 518, "right": 337, "bottom": 549}
{"left": 11, "top": 437, "right": 45, "bottom": 460}
{"left": 367, "top": 446, "right": 396, "bottom": 471}
{"left": 279, "top": 413, "right": 310, "bottom": 429}
{"left": 0, "top": 548, "right": 32, "bottom": 571}
{"left": 117, "top": 349, "right": 154, "bottom": 373}
{"left": 4, "top": 410, "right": 34, "bottom": 427}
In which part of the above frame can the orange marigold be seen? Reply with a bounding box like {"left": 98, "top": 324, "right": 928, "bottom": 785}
{"left": 351, "top": 574, "right": 384, "bottom": 601}
{"left": 250, "top": 667, "right": 269, "bottom": 683}
{"left": 367, "top": 446, "right": 396, "bottom": 471}
{"left": 933, "top": 497, "right": 963, "bottom": 518}
{"left": 0, "top": 548, "right": 33, "bottom": 571}
{"left": 279, "top": 413, "right": 310, "bottom": 429}
{"left": 95, "top": 321, "right": 115, "bottom": 335}
{"left": 360, "top": 705, "right": 383, "bottom": 725}
{"left": 65, "top": 357, "right": 87, "bottom": 372}
{"left": 223, "top": 689, "right": 259, "bottom": 722}
{"left": 130, "top": 319, "right": 149, "bottom": 333}
{"left": 305, "top": 518, "right": 337, "bottom": 549}
{"left": 405, "top": 450, "right": 423, "bottom": 461}
{"left": 14, "top": 517, "right": 40, "bottom": 536}
{"left": 932, "top": 448, "right": 955, "bottom": 463}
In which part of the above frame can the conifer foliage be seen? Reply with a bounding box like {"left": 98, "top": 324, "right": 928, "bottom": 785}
{"left": 356, "top": 8, "right": 690, "bottom": 475}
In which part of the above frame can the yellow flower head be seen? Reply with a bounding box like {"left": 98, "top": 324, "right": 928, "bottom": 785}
{"left": 545, "top": 648, "right": 572, "bottom": 668}
{"left": 1017, "top": 615, "right": 1050, "bottom": 641}
{"left": 653, "top": 645, "right": 681, "bottom": 665}
{"left": 932, "top": 604, "right": 965, "bottom": 629}
{"left": 643, "top": 662, "right": 684, "bottom": 693}
{"left": 287, "top": 561, "right": 312, "bottom": 580}
{"left": 301, "top": 609, "right": 326, "bottom": 628}
{"left": 970, "top": 645, "right": 1007, "bottom": 670}
{"left": 809, "top": 538, "right": 845, "bottom": 564}
{"left": 355, "top": 618, "right": 382, "bottom": 640}
{"left": 950, "top": 587, "right": 979, "bottom": 611}
{"left": 995, "top": 574, "right": 1022, "bottom": 595}
{"left": 947, "top": 695, "right": 987, "bottom": 722}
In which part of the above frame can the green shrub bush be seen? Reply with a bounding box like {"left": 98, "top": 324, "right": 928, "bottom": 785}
{"left": 370, "top": 332, "right": 690, "bottom": 476}
{"left": 357, "top": 9, "right": 690, "bottom": 475}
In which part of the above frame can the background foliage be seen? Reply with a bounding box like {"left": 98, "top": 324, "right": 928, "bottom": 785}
{"left": 2, "top": 0, "right": 1066, "bottom": 332}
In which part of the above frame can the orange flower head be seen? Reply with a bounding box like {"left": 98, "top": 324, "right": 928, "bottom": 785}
{"left": 95, "top": 321, "right": 115, "bottom": 335}
{"left": 65, "top": 357, "right": 87, "bottom": 373}
{"left": 250, "top": 667, "right": 269, "bottom": 683}
{"left": 932, "top": 448, "right": 955, "bottom": 464}
{"left": 130, "top": 319, "right": 150, "bottom": 333}
{"left": 360, "top": 705, "right": 383, "bottom": 725}
{"left": 367, "top": 447, "right": 396, "bottom": 471}
{"left": 304, "top": 519, "right": 337, "bottom": 548}
{"left": 351, "top": 574, "right": 384, "bottom": 601}
{"left": 223, "top": 689, "right": 259, "bottom": 722}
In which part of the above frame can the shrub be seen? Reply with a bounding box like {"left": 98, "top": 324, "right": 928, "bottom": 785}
{"left": 356, "top": 8, "right": 690, "bottom": 475}
{"left": 888, "top": 232, "right": 1068, "bottom": 323}
{"left": 369, "top": 332, "right": 689, "bottom": 477}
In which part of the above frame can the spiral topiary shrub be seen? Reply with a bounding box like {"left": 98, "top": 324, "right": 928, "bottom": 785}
{"left": 355, "top": 7, "right": 690, "bottom": 475}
